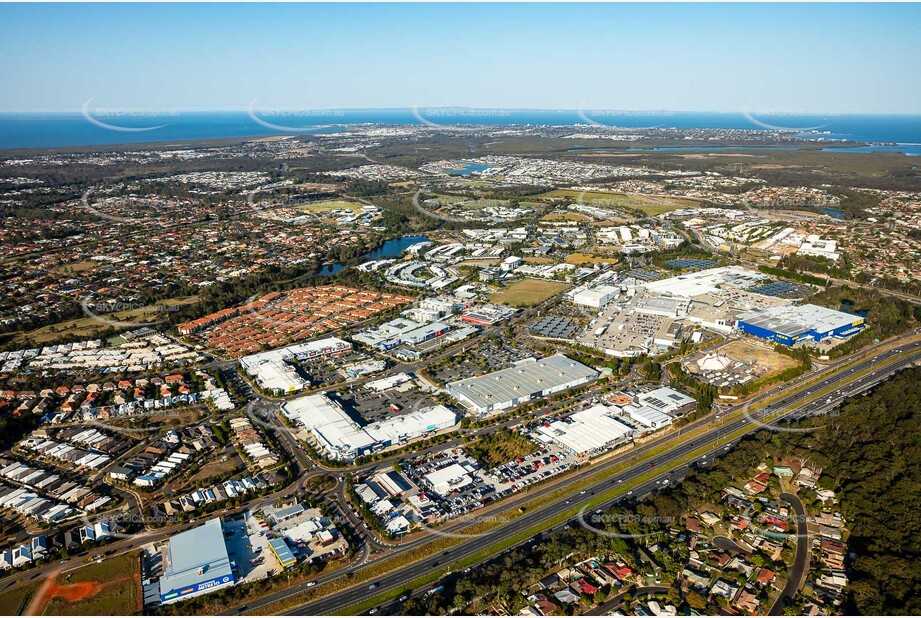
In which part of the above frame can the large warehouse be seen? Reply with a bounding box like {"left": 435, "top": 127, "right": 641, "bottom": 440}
{"left": 159, "top": 518, "right": 235, "bottom": 603}
{"left": 446, "top": 354, "right": 599, "bottom": 415}
{"left": 239, "top": 337, "right": 352, "bottom": 394}
{"left": 282, "top": 394, "right": 459, "bottom": 460}
{"left": 532, "top": 403, "right": 633, "bottom": 456}
{"left": 736, "top": 304, "right": 865, "bottom": 345}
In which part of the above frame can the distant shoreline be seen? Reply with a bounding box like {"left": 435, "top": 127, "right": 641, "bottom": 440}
{"left": 2, "top": 110, "right": 921, "bottom": 152}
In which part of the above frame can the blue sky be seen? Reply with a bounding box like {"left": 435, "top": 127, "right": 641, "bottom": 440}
{"left": 1, "top": 3, "right": 919, "bottom": 113}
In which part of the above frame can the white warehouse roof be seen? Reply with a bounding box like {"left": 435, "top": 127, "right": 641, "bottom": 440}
{"left": 534, "top": 404, "right": 633, "bottom": 455}
{"left": 446, "top": 354, "right": 598, "bottom": 414}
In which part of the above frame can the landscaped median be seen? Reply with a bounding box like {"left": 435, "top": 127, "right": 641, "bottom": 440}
{"left": 251, "top": 344, "right": 921, "bottom": 616}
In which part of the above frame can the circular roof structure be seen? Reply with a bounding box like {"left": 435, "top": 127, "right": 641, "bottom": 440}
{"left": 698, "top": 353, "right": 732, "bottom": 372}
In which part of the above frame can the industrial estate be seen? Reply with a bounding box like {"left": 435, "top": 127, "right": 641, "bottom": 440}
{"left": 1, "top": 27, "right": 920, "bottom": 615}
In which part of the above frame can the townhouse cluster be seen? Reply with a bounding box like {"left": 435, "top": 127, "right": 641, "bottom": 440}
{"left": 0, "top": 331, "right": 201, "bottom": 374}
{"left": 229, "top": 416, "right": 280, "bottom": 471}
{"left": 179, "top": 286, "right": 413, "bottom": 357}
{"left": 0, "top": 457, "right": 112, "bottom": 523}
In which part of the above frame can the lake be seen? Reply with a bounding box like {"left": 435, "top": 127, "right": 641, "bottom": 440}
{"left": 445, "top": 161, "right": 493, "bottom": 176}
{"left": 319, "top": 235, "right": 430, "bottom": 276}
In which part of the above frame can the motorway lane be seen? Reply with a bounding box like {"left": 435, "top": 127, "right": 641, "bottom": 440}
{"left": 3, "top": 337, "right": 915, "bottom": 604}
{"left": 231, "top": 352, "right": 828, "bottom": 614}
{"left": 278, "top": 344, "right": 921, "bottom": 616}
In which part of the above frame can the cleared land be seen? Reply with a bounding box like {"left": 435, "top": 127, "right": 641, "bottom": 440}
{"left": 457, "top": 258, "right": 501, "bottom": 267}
{"left": 490, "top": 279, "right": 570, "bottom": 307}
{"left": 300, "top": 199, "right": 364, "bottom": 212}
{"left": 38, "top": 552, "right": 141, "bottom": 616}
{"left": 541, "top": 212, "right": 591, "bottom": 222}
{"left": 565, "top": 252, "right": 617, "bottom": 265}
{"left": 717, "top": 340, "right": 799, "bottom": 376}
{"left": 541, "top": 189, "right": 700, "bottom": 216}
{"left": 50, "top": 260, "right": 99, "bottom": 275}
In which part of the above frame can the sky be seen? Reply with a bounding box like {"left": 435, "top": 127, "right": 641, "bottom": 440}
{"left": 0, "top": 3, "right": 919, "bottom": 114}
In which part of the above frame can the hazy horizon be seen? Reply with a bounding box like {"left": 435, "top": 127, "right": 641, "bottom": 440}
{"left": 1, "top": 3, "right": 920, "bottom": 115}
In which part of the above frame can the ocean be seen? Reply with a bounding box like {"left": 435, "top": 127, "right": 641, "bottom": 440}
{"left": 1, "top": 109, "right": 920, "bottom": 153}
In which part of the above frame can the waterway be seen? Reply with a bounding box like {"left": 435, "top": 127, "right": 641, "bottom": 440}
{"left": 318, "top": 235, "right": 430, "bottom": 276}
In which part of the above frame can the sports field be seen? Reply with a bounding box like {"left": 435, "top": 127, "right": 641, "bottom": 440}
{"left": 490, "top": 279, "right": 570, "bottom": 307}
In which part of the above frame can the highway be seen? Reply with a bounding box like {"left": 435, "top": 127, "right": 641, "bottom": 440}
{"left": 3, "top": 330, "right": 915, "bottom": 610}
{"left": 267, "top": 340, "right": 921, "bottom": 616}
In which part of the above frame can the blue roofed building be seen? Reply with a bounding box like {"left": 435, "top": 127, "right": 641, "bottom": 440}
{"left": 158, "top": 517, "right": 235, "bottom": 604}
{"left": 736, "top": 304, "right": 865, "bottom": 346}
{"left": 269, "top": 538, "right": 297, "bottom": 569}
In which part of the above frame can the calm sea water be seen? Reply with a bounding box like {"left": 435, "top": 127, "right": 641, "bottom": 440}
{"left": 1, "top": 110, "right": 920, "bottom": 152}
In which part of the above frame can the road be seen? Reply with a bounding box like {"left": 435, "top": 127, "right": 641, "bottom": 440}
{"left": 712, "top": 535, "right": 750, "bottom": 556}
{"left": 269, "top": 342, "right": 921, "bottom": 616}
{"left": 4, "top": 328, "right": 916, "bottom": 608}
{"left": 583, "top": 585, "right": 670, "bottom": 616}
{"left": 768, "top": 492, "right": 809, "bottom": 616}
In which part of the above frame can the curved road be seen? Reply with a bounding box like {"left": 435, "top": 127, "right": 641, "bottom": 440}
{"left": 768, "top": 492, "right": 809, "bottom": 616}
{"left": 267, "top": 343, "right": 921, "bottom": 616}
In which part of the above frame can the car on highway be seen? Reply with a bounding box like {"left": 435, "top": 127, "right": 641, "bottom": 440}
{"left": 369, "top": 582, "right": 379, "bottom": 590}
{"left": 306, "top": 581, "right": 317, "bottom": 588}
{"left": 398, "top": 595, "right": 409, "bottom": 602}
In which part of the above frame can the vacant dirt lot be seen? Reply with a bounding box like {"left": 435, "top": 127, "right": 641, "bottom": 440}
{"left": 719, "top": 340, "right": 799, "bottom": 376}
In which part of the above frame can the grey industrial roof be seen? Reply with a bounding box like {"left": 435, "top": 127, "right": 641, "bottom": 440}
{"left": 737, "top": 303, "right": 860, "bottom": 337}
{"left": 446, "top": 354, "right": 598, "bottom": 410}
{"left": 530, "top": 317, "right": 578, "bottom": 339}
{"left": 159, "top": 517, "right": 232, "bottom": 595}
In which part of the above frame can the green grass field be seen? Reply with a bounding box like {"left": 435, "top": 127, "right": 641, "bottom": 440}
{"left": 490, "top": 279, "right": 570, "bottom": 307}
{"left": 300, "top": 200, "right": 364, "bottom": 212}
{"left": 42, "top": 552, "right": 141, "bottom": 616}
{"left": 0, "top": 581, "right": 41, "bottom": 616}
{"left": 540, "top": 189, "right": 699, "bottom": 216}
